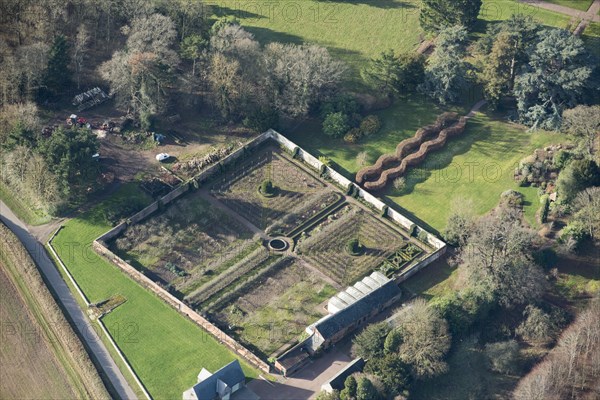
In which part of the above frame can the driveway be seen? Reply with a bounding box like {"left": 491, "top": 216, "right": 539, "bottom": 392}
{"left": 0, "top": 200, "right": 138, "bottom": 400}
{"left": 248, "top": 345, "right": 354, "bottom": 400}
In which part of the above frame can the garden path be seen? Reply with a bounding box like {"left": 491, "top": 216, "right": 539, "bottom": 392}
{"left": 518, "top": 0, "right": 600, "bottom": 33}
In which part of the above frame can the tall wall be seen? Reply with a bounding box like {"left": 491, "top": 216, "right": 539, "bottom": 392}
{"left": 266, "top": 129, "right": 446, "bottom": 251}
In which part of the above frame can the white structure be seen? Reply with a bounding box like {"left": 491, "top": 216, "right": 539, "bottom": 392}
{"left": 327, "top": 271, "right": 391, "bottom": 314}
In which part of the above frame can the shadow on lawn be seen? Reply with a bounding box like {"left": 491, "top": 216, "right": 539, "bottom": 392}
{"left": 316, "top": 0, "right": 417, "bottom": 9}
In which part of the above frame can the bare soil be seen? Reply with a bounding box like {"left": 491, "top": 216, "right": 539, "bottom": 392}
{"left": 0, "top": 265, "right": 79, "bottom": 399}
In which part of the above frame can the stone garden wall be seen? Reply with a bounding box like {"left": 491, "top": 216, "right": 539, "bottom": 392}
{"left": 94, "top": 129, "right": 446, "bottom": 377}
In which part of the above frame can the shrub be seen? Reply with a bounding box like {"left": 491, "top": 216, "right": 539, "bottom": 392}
{"left": 484, "top": 340, "right": 520, "bottom": 374}
{"left": 381, "top": 205, "right": 389, "bottom": 217}
{"left": 320, "top": 93, "right": 360, "bottom": 119}
{"left": 500, "top": 189, "right": 524, "bottom": 208}
{"left": 409, "top": 224, "right": 418, "bottom": 236}
{"left": 323, "top": 112, "right": 350, "bottom": 138}
{"left": 417, "top": 230, "right": 429, "bottom": 243}
{"left": 553, "top": 150, "right": 571, "bottom": 169}
{"left": 516, "top": 305, "right": 557, "bottom": 344}
{"left": 359, "top": 115, "right": 382, "bottom": 136}
{"left": 344, "top": 128, "right": 362, "bottom": 143}
{"left": 539, "top": 195, "right": 550, "bottom": 223}
{"left": 559, "top": 221, "right": 587, "bottom": 251}
{"left": 346, "top": 238, "right": 363, "bottom": 255}
{"left": 319, "top": 155, "right": 332, "bottom": 166}
{"left": 393, "top": 177, "right": 406, "bottom": 191}
{"left": 243, "top": 108, "right": 279, "bottom": 133}
{"left": 260, "top": 179, "right": 275, "bottom": 196}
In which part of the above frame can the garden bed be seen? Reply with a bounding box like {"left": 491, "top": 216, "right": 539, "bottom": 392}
{"left": 211, "top": 146, "right": 334, "bottom": 230}
{"left": 297, "top": 204, "right": 407, "bottom": 285}
{"left": 212, "top": 259, "right": 336, "bottom": 358}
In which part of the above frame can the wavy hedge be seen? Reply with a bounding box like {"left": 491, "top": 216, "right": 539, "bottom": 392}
{"left": 356, "top": 112, "right": 467, "bottom": 191}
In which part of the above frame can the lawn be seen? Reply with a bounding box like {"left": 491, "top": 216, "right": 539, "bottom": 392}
{"left": 51, "top": 184, "right": 260, "bottom": 400}
{"left": 291, "top": 106, "right": 560, "bottom": 232}
{"left": 210, "top": 0, "right": 573, "bottom": 84}
{"left": 582, "top": 21, "right": 600, "bottom": 58}
{"left": 384, "top": 113, "right": 560, "bottom": 231}
{"left": 543, "top": 0, "right": 594, "bottom": 11}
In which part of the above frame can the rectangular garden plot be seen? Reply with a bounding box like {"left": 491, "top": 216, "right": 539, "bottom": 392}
{"left": 98, "top": 131, "right": 439, "bottom": 374}
{"left": 210, "top": 147, "right": 338, "bottom": 232}
{"left": 111, "top": 196, "right": 257, "bottom": 296}
{"left": 297, "top": 205, "right": 409, "bottom": 285}
{"left": 211, "top": 258, "right": 336, "bottom": 358}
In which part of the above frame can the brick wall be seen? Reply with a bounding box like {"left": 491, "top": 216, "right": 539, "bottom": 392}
{"left": 93, "top": 240, "right": 271, "bottom": 374}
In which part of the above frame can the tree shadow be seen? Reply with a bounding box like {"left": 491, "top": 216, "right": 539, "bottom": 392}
{"left": 210, "top": 5, "right": 266, "bottom": 20}
{"left": 315, "top": 0, "right": 417, "bottom": 10}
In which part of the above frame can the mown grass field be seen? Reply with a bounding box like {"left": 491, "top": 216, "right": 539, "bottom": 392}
{"left": 51, "top": 184, "right": 260, "bottom": 400}
{"left": 291, "top": 108, "right": 560, "bottom": 232}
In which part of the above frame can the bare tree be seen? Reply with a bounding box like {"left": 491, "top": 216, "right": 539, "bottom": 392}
{"left": 263, "top": 43, "right": 345, "bottom": 117}
{"left": 207, "top": 53, "right": 242, "bottom": 119}
{"left": 72, "top": 24, "right": 90, "bottom": 90}
{"left": 458, "top": 207, "right": 545, "bottom": 307}
{"left": 392, "top": 298, "right": 452, "bottom": 378}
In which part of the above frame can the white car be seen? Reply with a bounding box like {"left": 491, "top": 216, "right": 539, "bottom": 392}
{"left": 155, "top": 153, "right": 171, "bottom": 162}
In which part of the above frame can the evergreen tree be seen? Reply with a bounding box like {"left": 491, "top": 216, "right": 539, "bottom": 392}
{"left": 419, "top": 25, "right": 470, "bottom": 104}
{"left": 514, "top": 28, "right": 592, "bottom": 130}
{"left": 356, "top": 377, "right": 380, "bottom": 400}
{"left": 361, "top": 50, "right": 401, "bottom": 97}
{"left": 420, "top": 0, "right": 482, "bottom": 33}
{"left": 43, "top": 34, "right": 71, "bottom": 96}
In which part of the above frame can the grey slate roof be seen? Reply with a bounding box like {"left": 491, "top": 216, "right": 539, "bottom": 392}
{"left": 323, "top": 358, "right": 365, "bottom": 391}
{"left": 315, "top": 281, "right": 401, "bottom": 340}
{"left": 191, "top": 360, "right": 245, "bottom": 400}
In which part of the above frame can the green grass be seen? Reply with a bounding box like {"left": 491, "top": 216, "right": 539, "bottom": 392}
{"left": 384, "top": 114, "right": 560, "bottom": 231}
{"left": 291, "top": 107, "right": 560, "bottom": 232}
{"left": 51, "top": 184, "right": 260, "bottom": 400}
{"left": 478, "top": 0, "right": 574, "bottom": 31}
{"left": 543, "top": 0, "right": 594, "bottom": 11}
{"left": 401, "top": 257, "right": 458, "bottom": 300}
{"left": 582, "top": 21, "right": 600, "bottom": 58}
{"left": 0, "top": 182, "right": 52, "bottom": 226}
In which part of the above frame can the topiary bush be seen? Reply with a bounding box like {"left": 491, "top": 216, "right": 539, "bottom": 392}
{"left": 346, "top": 238, "right": 364, "bottom": 256}
{"left": 359, "top": 115, "right": 382, "bottom": 136}
{"left": 259, "top": 179, "right": 276, "bottom": 197}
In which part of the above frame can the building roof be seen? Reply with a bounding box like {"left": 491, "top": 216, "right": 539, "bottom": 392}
{"left": 321, "top": 358, "right": 365, "bottom": 392}
{"left": 353, "top": 281, "right": 372, "bottom": 295}
{"left": 345, "top": 286, "right": 365, "bottom": 301}
{"left": 187, "top": 360, "right": 245, "bottom": 400}
{"left": 315, "top": 281, "right": 402, "bottom": 340}
{"left": 370, "top": 271, "right": 389, "bottom": 285}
